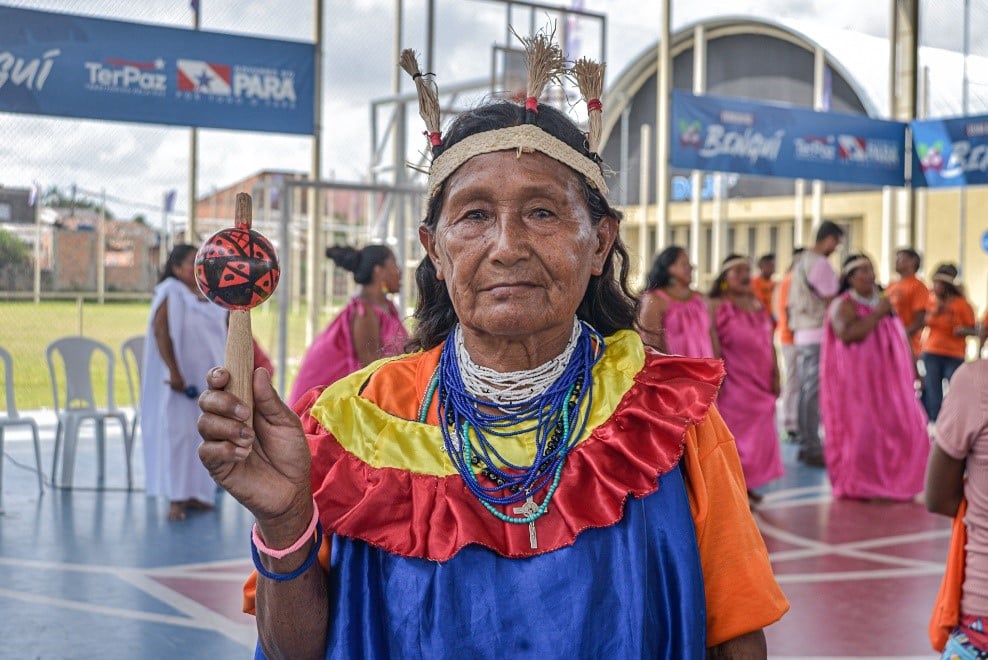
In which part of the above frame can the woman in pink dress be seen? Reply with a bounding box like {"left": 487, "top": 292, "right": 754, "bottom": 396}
{"left": 288, "top": 245, "right": 408, "bottom": 405}
{"left": 709, "top": 254, "right": 783, "bottom": 503}
{"left": 821, "top": 254, "right": 928, "bottom": 501}
{"left": 637, "top": 245, "right": 719, "bottom": 358}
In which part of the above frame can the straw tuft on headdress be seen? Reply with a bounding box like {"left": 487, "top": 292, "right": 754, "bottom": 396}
{"left": 512, "top": 27, "right": 566, "bottom": 118}
{"left": 399, "top": 48, "right": 443, "bottom": 152}
{"left": 571, "top": 57, "right": 605, "bottom": 157}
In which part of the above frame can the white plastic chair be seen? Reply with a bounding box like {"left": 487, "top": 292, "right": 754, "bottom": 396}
{"left": 0, "top": 346, "right": 45, "bottom": 511}
{"left": 46, "top": 337, "right": 132, "bottom": 490}
{"left": 120, "top": 335, "right": 145, "bottom": 444}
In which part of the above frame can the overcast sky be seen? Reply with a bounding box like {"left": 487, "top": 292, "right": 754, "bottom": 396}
{"left": 1, "top": 0, "right": 983, "bottom": 224}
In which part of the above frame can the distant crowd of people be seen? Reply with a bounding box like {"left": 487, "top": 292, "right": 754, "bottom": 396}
{"left": 636, "top": 221, "right": 987, "bottom": 506}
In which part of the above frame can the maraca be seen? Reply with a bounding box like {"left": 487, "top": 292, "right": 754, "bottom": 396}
{"left": 195, "top": 193, "right": 279, "bottom": 425}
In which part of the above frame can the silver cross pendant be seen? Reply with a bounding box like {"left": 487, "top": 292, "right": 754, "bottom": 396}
{"left": 512, "top": 496, "right": 540, "bottom": 549}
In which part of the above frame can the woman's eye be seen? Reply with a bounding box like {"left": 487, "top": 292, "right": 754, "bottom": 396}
{"left": 464, "top": 209, "right": 487, "bottom": 221}
{"left": 532, "top": 208, "right": 554, "bottom": 219}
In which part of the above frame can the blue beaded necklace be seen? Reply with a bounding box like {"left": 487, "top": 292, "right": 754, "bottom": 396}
{"left": 419, "top": 320, "right": 604, "bottom": 527}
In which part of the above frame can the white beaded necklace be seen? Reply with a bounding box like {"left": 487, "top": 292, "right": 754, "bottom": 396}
{"left": 454, "top": 317, "right": 583, "bottom": 406}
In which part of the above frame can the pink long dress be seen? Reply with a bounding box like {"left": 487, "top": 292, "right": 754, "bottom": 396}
{"left": 715, "top": 300, "right": 783, "bottom": 489}
{"left": 820, "top": 292, "right": 928, "bottom": 500}
{"left": 648, "top": 289, "right": 715, "bottom": 358}
{"left": 288, "top": 297, "right": 408, "bottom": 405}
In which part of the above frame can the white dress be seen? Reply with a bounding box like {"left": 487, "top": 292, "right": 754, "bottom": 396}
{"left": 140, "top": 277, "right": 228, "bottom": 503}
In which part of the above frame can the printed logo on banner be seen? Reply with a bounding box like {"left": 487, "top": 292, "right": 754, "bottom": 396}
{"left": 915, "top": 140, "right": 946, "bottom": 174}
{"left": 0, "top": 48, "right": 61, "bottom": 92}
{"left": 84, "top": 57, "right": 167, "bottom": 96}
{"left": 176, "top": 59, "right": 231, "bottom": 95}
{"left": 678, "top": 111, "right": 785, "bottom": 165}
{"left": 175, "top": 59, "right": 297, "bottom": 108}
{"left": 794, "top": 135, "right": 836, "bottom": 161}
{"left": 836, "top": 135, "right": 900, "bottom": 166}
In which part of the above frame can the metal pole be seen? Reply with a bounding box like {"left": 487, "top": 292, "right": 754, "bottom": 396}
{"left": 638, "top": 124, "right": 651, "bottom": 282}
{"left": 187, "top": 6, "right": 200, "bottom": 243}
{"left": 655, "top": 0, "right": 671, "bottom": 254}
{"left": 97, "top": 188, "right": 106, "bottom": 304}
{"left": 690, "top": 25, "right": 705, "bottom": 278}
{"left": 306, "top": 0, "right": 325, "bottom": 346}
{"left": 426, "top": 0, "right": 435, "bottom": 73}
{"left": 916, "top": 65, "right": 929, "bottom": 256}
{"left": 277, "top": 179, "right": 291, "bottom": 395}
{"left": 960, "top": 0, "right": 970, "bottom": 276}
{"left": 33, "top": 184, "right": 41, "bottom": 303}
{"left": 811, "top": 47, "right": 825, "bottom": 232}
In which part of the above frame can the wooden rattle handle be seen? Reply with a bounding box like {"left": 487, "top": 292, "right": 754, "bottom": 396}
{"left": 224, "top": 193, "right": 255, "bottom": 425}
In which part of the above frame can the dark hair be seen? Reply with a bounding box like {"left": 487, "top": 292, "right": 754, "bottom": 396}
{"left": 645, "top": 245, "right": 687, "bottom": 290}
{"left": 326, "top": 244, "right": 393, "bottom": 285}
{"left": 932, "top": 263, "right": 961, "bottom": 298}
{"left": 708, "top": 253, "right": 746, "bottom": 299}
{"left": 757, "top": 253, "right": 775, "bottom": 266}
{"left": 408, "top": 101, "right": 635, "bottom": 351}
{"left": 837, "top": 253, "right": 872, "bottom": 294}
{"left": 815, "top": 221, "right": 845, "bottom": 243}
{"left": 159, "top": 244, "right": 197, "bottom": 283}
{"left": 896, "top": 247, "right": 921, "bottom": 270}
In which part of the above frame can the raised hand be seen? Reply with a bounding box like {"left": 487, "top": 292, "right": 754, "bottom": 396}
{"left": 198, "top": 366, "right": 312, "bottom": 537}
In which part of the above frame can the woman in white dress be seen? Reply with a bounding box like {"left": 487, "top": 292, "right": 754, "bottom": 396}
{"left": 141, "top": 245, "right": 228, "bottom": 520}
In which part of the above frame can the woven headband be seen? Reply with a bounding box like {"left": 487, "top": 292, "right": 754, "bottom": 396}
{"left": 717, "top": 257, "right": 750, "bottom": 277}
{"left": 840, "top": 257, "right": 872, "bottom": 277}
{"left": 933, "top": 273, "right": 959, "bottom": 286}
{"left": 427, "top": 125, "right": 609, "bottom": 200}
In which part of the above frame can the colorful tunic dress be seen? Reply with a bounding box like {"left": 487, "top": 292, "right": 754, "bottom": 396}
{"left": 288, "top": 296, "right": 408, "bottom": 405}
{"left": 646, "top": 289, "right": 715, "bottom": 358}
{"left": 245, "top": 330, "right": 788, "bottom": 657}
{"left": 715, "top": 300, "right": 783, "bottom": 490}
{"left": 820, "top": 292, "right": 929, "bottom": 500}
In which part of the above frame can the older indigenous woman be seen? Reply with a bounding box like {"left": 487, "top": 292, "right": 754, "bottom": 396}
{"left": 638, "top": 245, "right": 719, "bottom": 358}
{"left": 821, "top": 254, "right": 928, "bottom": 500}
{"left": 287, "top": 244, "right": 406, "bottom": 405}
{"left": 197, "top": 42, "right": 786, "bottom": 658}
{"left": 709, "top": 255, "right": 783, "bottom": 504}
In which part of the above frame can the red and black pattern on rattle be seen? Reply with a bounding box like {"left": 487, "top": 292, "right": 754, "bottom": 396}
{"left": 194, "top": 227, "right": 280, "bottom": 310}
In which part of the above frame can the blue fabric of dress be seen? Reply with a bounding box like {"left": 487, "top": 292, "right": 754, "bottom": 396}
{"left": 255, "top": 465, "right": 706, "bottom": 659}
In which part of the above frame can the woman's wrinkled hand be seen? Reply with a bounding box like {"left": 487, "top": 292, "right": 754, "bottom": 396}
{"left": 198, "top": 366, "right": 312, "bottom": 530}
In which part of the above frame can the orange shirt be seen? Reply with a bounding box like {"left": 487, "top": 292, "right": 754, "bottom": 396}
{"left": 924, "top": 296, "right": 975, "bottom": 358}
{"left": 887, "top": 275, "right": 930, "bottom": 357}
{"left": 752, "top": 275, "right": 775, "bottom": 317}
{"left": 774, "top": 271, "right": 794, "bottom": 345}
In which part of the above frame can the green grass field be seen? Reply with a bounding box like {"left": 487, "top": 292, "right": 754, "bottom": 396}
{"left": 0, "top": 299, "right": 330, "bottom": 411}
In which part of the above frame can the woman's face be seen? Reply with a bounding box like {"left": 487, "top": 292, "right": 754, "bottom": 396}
{"left": 421, "top": 150, "right": 617, "bottom": 341}
{"left": 933, "top": 280, "right": 948, "bottom": 298}
{"left": 173, "top": 251, "right": 197, "bottom": 290}
{"left": 849, "top": 261, "right": 876, "bottom": 296}
{"left": 668, "top": 250, "right": 693, "bottom": 286}
{"left": 377, "top": 256, "right": 402, "bottom": 294}
{"left": 725, "top": 262, "right": 751, "bottom": 295}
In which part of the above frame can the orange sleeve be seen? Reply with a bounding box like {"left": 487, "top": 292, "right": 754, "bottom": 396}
{"left": 243, "top": 533, "right": 333, "bottom": 615}
{"left": 682, "top": 405, "right": 790, "bottom": 646}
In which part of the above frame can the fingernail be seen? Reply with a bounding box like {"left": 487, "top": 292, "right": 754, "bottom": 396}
{"left": 210, "top": 367, "right": 223, "bottom": 379}
{"left": 234, "top": 404, "right": 250, "bottom": 421}
{"left": 239, "top": 426, "right": 254, "bottom": 441}
{"left": 234, "top": 446, "right": 251, "bottom": 460}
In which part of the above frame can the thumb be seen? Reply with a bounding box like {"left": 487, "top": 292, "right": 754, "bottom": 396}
{"left": 251, "top": 365, "right": 295, "bottom": 423}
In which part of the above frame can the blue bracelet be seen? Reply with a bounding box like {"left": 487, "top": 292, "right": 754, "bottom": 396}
{"left": 250, "top": 521, "right": 323, "bottom": 582}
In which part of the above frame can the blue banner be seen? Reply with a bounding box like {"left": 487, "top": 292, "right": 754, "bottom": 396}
{"left": 0, "top": 6, "right": 314, "bottom": 134}
{"left": 911, "top": 115, "right": 988, "bottom": 188}
{"left": 670, "top": 91, "right": 907, "bottom": 187}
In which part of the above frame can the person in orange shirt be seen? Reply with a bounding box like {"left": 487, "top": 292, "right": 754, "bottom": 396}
{"left": 752, "top": 253, "right": 777, "bottom": 321}
{"left": 886, "top": 248, "right": 929, "bottom": 359}
{"left": 774, "top": 248, "right": 804, "bottom": 443}
{"left": 922, "top": 264, "right": 977, "bottom": 421}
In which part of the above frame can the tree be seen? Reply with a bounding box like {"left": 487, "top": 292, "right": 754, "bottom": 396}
{"left": 0, "top": 229, "right": 31, "bottom": 266}
{"left": 42, "top": 185, "right": 115, "bottom": 219}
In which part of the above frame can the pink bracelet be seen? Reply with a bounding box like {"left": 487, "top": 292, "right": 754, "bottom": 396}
{"left": 251, "top": 500, "right": 320, "bottom": 560}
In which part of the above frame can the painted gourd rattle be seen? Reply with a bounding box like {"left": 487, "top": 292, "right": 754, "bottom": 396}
{"left": 194, "top": 192, "right": 280, "bottom": 425}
